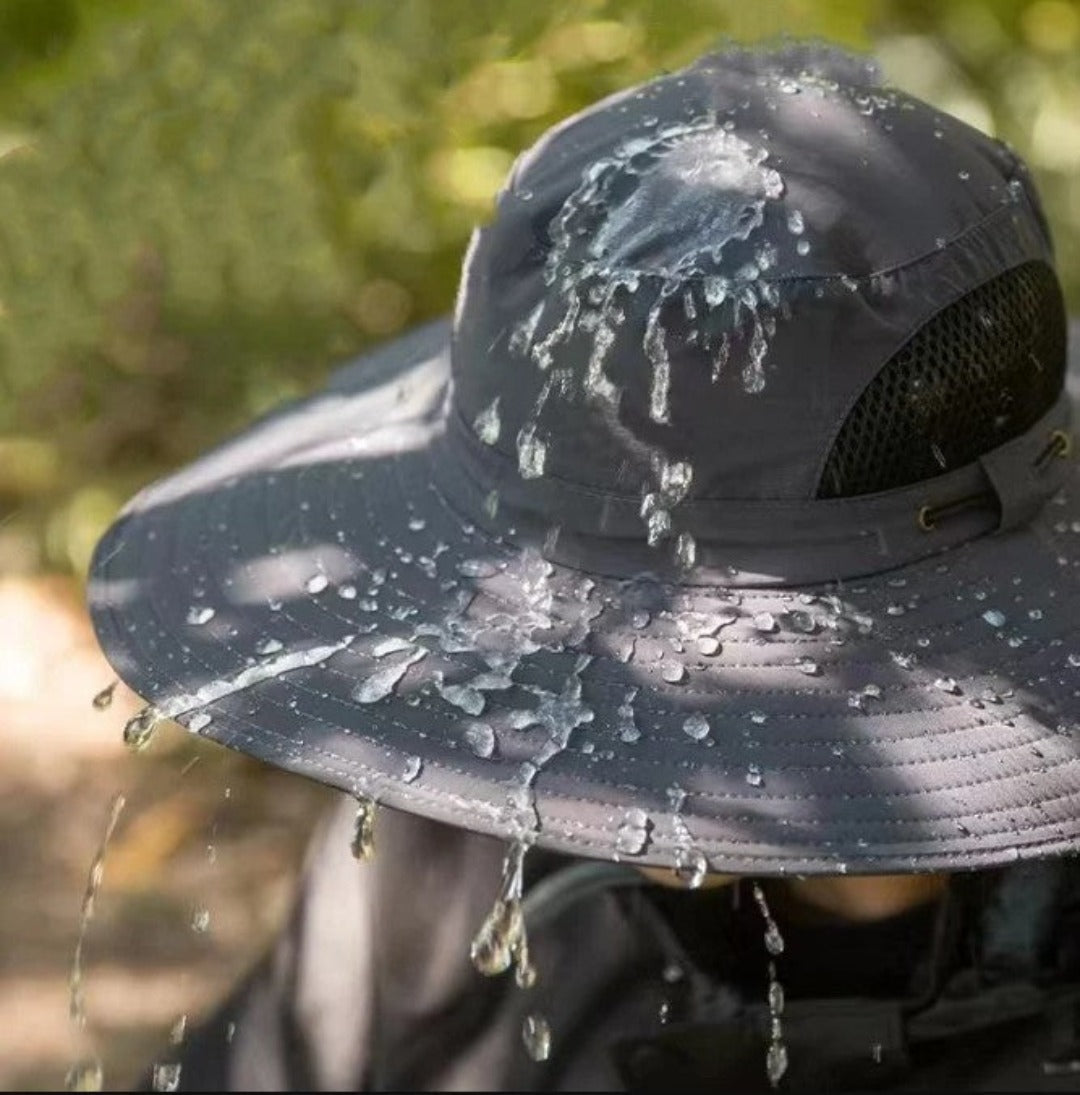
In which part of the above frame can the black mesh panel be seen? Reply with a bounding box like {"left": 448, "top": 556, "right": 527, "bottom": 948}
{"left": 818, "top": 262, "right": 1066, "bottom": 498}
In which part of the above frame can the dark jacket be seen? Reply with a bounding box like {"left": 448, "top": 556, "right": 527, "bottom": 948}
{"left": 162, "top": 797, "right": 1080, "bottom": 1092}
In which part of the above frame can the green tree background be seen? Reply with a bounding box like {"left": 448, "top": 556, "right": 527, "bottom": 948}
{"left": 1, "top": 0, "right": 1078, "bottom": 576}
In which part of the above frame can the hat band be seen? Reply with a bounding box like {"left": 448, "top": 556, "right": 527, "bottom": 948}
{"left": 434, "top": 394, "right": 1072, "bottom": 587}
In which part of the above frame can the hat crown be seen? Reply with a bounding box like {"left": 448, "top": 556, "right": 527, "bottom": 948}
{"left": 450, "top": 46, "right": 1057, "bottom": 533}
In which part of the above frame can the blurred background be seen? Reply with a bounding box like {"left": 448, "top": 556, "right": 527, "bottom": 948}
{"left": 0, "top": 0, "right": 1077, "bottom": 1088}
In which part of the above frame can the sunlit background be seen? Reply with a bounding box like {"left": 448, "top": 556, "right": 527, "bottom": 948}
{"left": 0, "top": 0, "right": 1078, "bottom": 1088}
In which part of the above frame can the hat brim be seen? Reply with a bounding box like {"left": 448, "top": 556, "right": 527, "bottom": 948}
{"left": 88, "top": 319, "right": 1080, "bottom": 876}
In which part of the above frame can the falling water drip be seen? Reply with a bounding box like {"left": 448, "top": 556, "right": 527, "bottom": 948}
{"left": 644, "top": 301, "right": 671, "bottom": 424}
{"left": 151, "top": 1063, "right": 182, "bottom": 1092}
{"left": 674, "top": 531, "right": 697, "bottom": 571}
{"left": 350, "top": 797, "right": 376, "bottom": 860}
{"left": 123, "top": 706, "right": 162, "bottom": 751}
{"left": 169, "top": 1015, "right": 187, "bottom": 1046}
{"left": 516, "top": 422, "right": 548, "bottom": 479}
{"left": 470, "top": 839, "right": 532, "bottom": 984}
{"left": 752, "top": 882, "right": 789, "bottom": 1087}
{"left": 91, "top": 681, "right": 117, "bottom": 711}
{"left": 66, "top": 794, "right": 126, "bottom": 1091}
{"left": 64, "top": 1061, "right": 103, "bottom": 1091}
{"left": 523, "top": 1013, "right": 552, "bottom": 1062}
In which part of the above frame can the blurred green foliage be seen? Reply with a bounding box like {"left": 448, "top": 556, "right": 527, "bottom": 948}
{"left": 0, "top": 0, "right": 1078, "bottom": 574}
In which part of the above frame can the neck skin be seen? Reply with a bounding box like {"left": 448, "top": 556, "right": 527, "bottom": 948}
{"left": 638, "top": 868, "right": 949, "bottom": 923}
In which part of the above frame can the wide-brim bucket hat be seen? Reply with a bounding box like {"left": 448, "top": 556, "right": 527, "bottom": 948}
{"left": 88, "top": 44, "right": 1080, "bottom": 877}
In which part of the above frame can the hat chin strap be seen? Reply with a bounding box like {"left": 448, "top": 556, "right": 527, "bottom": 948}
{"left": 434, "top": 393, "right": 1072, "bottom": 589}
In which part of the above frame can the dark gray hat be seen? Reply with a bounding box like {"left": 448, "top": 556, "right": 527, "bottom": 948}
{"left": 88, "top": 45, "right": 1079, "bottom": 877}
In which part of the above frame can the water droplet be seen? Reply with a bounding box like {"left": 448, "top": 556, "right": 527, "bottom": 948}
{"left": 465, "top": 721, "right": 497, "bottom": 758}
{"left": 151, "top": 1063, "right": 181, "bottom": 1092}
{"left": 186, "top": 605, "right": 215, "bottom": 625}
{"left": 123, "top": 706, "right": 161, "bottom": 751}
{"left": 745, "top": 764, "right": 764, "bottom": 787}
{"left": 682, "top": 713, "right": 710, "bottom": 741}
{"left": 191, "top": 908, "right": 210, "bottom": 933}
{"left": 523, "top": 1013, "right": 551, "bottom": 1062}
{"left": 766, "top": 1041, "right": 789, "bottom": 1087}
{"left": 350, "top": 797, "right": 376, "bottom": 860}
{"left": 616, "top": 807, "right": 652, "bottom": 854}
{"left": 753, "top": 611, "right": 778, "bottom": 633}
{"left": 473, "top": 398, "right": 501, "bottom": 445}
{"left": 697, "top": 636, "right": 721, "bottom": 656}
{"left": 169, "top": 1015, "right": 187, "bottom": 1046}
{"left": 786, "top": 209, "right": 804, "bottom": 235}
{"left": 796, "top": 239, "right": 811, "bottom": 256}
{"left": 890, "top": 651, "right": 916, "bottom": 670}
{"left": 471, "top": 897, "right": 523, "bottom": 975}
{"left": 1067, "top": 653, "right": 1080, "bottom": 668}
{"left": 674, "top": 846, "right": 707, "bottom": 888}
{"left": 458, "top": 558, "right": 499, "bottom": 579}
{"left": 92, "top": 681, "right": 117, "bottom": 710}
{"left": 305, "top": 574, "right": 329, "bottom": 595}
{"left": 958, "top": 169, "right": 970, "bottom": 181}
{"left": 886, "top": 603, "right": 906, "bottom": 616}
{"left": 338, "top": 584, "right": 357, "bottom": 600}
{"left": 662, "top": 662, "right": 686, "bottom": 684}
{"left": 408, "top": 516, "right": 427, "bottom": 532}
{"left": 402, "top": 754, "right": 423, "bottom": 783}
{"left": 934, "top": 676, "right": 961, "bottom": 694}
{"left": 749, "top": 710, "right": 768, "bottom": 725}
{"left": 255, "top": 637, "right": 283, "bottom": 656}
{"left": 631, "top": 610, "right": 651, "bottom": 629}
{"left": 659, "top": 460, "right": 693, "bottom": 503}
{"left": 674, "top": 531, "right": 697, "bottom": 570}
{"left": 982, "top": 609, "right": 1006, "bottom": 628}
{"left": 352, "top": 648, "right": 426, "bottom": 703}
{"left": 796, "top": 657, "right": 819, "bottom": 676}
{"left": 769, "top": 979, "right": 785, "bottom": 1015}
{"left": 617, "top": 689, "right": 641, "bottom": 743}
{"left": 516, "top": 422, "right": 547, "bottom": 479}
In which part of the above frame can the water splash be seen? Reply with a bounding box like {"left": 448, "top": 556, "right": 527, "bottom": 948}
{"left": 137, "top": 636, "right": 357, "bottom": 734}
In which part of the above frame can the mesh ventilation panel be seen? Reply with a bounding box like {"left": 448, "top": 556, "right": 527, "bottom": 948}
{"left": 818, "top": 261, "right": 1066, "bottom": 498}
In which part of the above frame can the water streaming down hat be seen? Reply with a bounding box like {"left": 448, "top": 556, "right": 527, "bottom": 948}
{"left": 88, "top": 44, "right": 1080, "bottom": 875}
